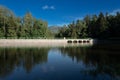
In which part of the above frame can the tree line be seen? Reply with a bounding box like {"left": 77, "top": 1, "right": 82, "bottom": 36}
{"left": 0, "top": 5, "right": 120, "bottom": 39}
{"left": 56, "top": 12, "right": 120, "bottom": 39}
{"left": 0, "top": 5, "right": 53, "bottom": 39}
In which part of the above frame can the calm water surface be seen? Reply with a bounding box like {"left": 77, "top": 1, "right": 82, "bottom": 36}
{"left": 0, "top": 43, "right": 120, "bottom": 80}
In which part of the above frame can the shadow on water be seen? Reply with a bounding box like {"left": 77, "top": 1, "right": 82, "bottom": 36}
{"left": 0, "top": 42, "right": 120, "bottom": 80}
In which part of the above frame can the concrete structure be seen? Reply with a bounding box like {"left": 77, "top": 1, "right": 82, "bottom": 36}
{"left": 0, "top": 39, "right": 94, "bottom": 47}
{"left": 66, "top": 39, "right": 93, "bottom": 44}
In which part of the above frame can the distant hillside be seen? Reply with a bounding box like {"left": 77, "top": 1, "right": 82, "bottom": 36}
{"left": 49, "top": 26, "right": 61, "bottom": 34}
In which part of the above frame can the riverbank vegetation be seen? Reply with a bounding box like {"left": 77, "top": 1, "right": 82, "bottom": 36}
{"left": 0, "top": 5, "right": 120, "bottom": 39}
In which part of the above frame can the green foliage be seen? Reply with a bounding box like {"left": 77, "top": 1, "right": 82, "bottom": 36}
{"left": 56, "top": 20, "right": 88, "bottom": 38}
{"left": 0, "top": 5, "right": 52, "bottom": 39}
{"left": 0, "top": 5, "right": 120, "bottom": 39}
{"left": 57, "top": 12, "right": 120, "bottom": 39}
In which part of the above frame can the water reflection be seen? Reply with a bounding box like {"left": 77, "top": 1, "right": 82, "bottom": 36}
{"left": 0, "top": 48, "right": 49, "bottom": 77}
{"left": 59, "top": 44, "right": 120, "bottom": 79}
{"left": 0, "top": 44, "right": 120, "bottom": 80}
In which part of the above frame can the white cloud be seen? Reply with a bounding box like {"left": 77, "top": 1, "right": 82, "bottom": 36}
{"left": 109, "top": 9, "right": 120, "bottom": 15}
{"left": 42, "top": 5, "right": 55, "bottom": 10}
{"left": 42, "top": 5, "right": 49, "bottom": 10}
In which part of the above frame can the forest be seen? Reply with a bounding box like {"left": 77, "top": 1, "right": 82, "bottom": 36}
{"left": 0, "top": 5, "right": 52, "bottom": 39}
{"left": 0, "top": 5, "right": 120, "bottom": 39}
{"left": 56, "top": 12, "right": 120, "bottom": 39}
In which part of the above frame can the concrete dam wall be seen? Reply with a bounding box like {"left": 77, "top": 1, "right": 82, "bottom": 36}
{"left": 0, "top": 39, "right": 94, "bottom": 47}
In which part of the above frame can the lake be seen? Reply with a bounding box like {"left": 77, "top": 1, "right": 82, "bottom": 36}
{"left": 0, "top": 43, "right": 120, "bottom": 80}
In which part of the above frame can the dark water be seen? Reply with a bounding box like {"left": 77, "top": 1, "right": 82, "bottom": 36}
{"left": 0, "top": 43, "right": 120, "bottom": 80}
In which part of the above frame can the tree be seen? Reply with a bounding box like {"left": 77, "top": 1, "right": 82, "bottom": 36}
{"left": 96, "top": 12, "right": 108, "bottom": 38}
{"left": 0, "top": 5, "right": 15, "bottom": 38}
{"left": 68, "top": 21, "right": 77, "bottom": 38}
{"left": 0, "top": 5, "right": 52, "bottom": 39}
{"left": 76, "top": 20, "right": 87, "bottom": 38}
{"left": 7, "top": 15, "right": 18, "bottom": 38}
{"left": 23, "top": 12, "right": 34, "bottom": 38}
{"left": 88, "top": 15, "right": 98, "bottom": 37}
{"left": 84, "top": 15, "right": 91, "bottom": 26}
{"left": 33, "top": 19, "right": 48, "bottom": 38}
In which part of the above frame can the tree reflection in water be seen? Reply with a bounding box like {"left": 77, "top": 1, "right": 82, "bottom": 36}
{"left": 0, "top": 43, "right": 119, "bottom": 80}
{"left": 0, "top": 48, "right": 49, "bottom": 77}
{"left": 59, "top": 44, "right": 120, "bottom": 79}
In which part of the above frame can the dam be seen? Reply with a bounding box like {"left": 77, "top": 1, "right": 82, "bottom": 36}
{"left": 0, "top": 39, "right": 94, "bottom": 47}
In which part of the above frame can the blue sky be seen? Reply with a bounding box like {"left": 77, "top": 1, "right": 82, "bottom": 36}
{"left": 0, "top": 0, "right": 120, "bottom": 26}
